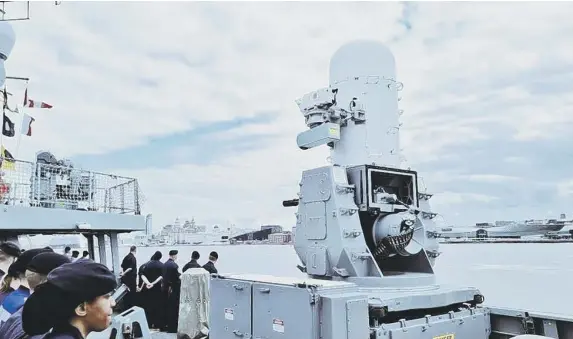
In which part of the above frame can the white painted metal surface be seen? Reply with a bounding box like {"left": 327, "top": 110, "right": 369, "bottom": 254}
{"left": 328, "top": 40, "right": 402, "bottom": 168}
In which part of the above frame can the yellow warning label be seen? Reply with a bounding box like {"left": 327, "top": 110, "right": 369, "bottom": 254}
{"left": 433, "top": 334, "right": 454, "bottom": 339}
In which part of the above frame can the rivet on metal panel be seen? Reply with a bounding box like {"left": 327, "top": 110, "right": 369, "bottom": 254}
{"left": 343, "top": 229, "right": 361, "bottom": 238}
{"left": 424, "top": 315, "right": 431, "bottom": 326}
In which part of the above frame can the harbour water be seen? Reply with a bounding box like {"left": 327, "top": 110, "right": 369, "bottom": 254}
{"left": 107, "top": 243, "right": 572, "bottom": 317}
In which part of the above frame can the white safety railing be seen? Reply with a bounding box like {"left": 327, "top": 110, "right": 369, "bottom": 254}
{"left": 0, "top": 158, "right": 143, "bottom": 215}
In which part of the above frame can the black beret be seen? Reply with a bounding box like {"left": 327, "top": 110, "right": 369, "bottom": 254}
{"left": 27, "top": 252, "right": 71, "bottom": 275}
{"left": 0, "top": 242, "right": 21, "bottom": 258}
{"left": 209, "top": 251, "right": 218, "bottom": 259}
{"left": 169, "top": 250, "right": 178, "bottom": 256}
{"left": 48, "top": 260, "right": 117, "bottom": 298}
{"left": 22, "top": 260, "right": 117, "bottom": 335}
{"left": 191, "top": 251, "right": 200, "bottom": 259}
{"left": 11, "top": 248, "right": 52, "bottom": 275}
{"left": 7, "top": 262, "right": 18, "bottom": 278}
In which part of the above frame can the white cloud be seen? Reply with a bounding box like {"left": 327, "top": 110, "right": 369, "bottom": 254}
{"left": 3, "top": 2, "right": 573, "bottom": 229}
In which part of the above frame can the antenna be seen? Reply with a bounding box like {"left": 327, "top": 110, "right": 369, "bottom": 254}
{"left": 0, "top": 1, "right": 59, "bottom": 156}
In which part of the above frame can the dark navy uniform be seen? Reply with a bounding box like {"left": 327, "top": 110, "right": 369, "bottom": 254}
{"left": 182, "top": 251, "right": 201, "bottom": 273}
{"left": 22, "top": 260, "right": 117, "bottom": 339}
{"left": 139, "top": 252, "right": 164, "bottom": 330}
{"left": 182, "top": 259, "right": 201, "bottom": 272}
{"left": 202, "top": 251, "right": 218, "bottom": 275}
{"left": 120, "top": 252, "right": 137, "bottom": 310}
{"left": 0, "top": 308, "right": 45, "bottom": 339}
{"left": 162, "top": 250, "right": 181, "bottom": 333}
{"left": 202, "top": 261, "right": 217, "bottom": 274}
{"left": 135, "top": 263, "right": 147, "bottom": 308}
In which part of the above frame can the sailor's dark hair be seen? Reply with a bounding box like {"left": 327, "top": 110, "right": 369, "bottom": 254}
{"left": 151, "top": 251, "right": 162, "bottom": 261}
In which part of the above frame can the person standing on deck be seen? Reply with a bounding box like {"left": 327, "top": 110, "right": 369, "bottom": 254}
{"left": 120, "top": 246, "right": 137, "bottom": 310}
{"left": 135, "top": 262, "right": 147, "bottom": 308}
{"left": 182, "top": 251, "right": 201, "bottom": 273}
{"left": 0, "top": 243, "right": 20, "bottom": 281}
{"left": 202, "top": 251, "right": 218, "bottom": 275}
{"left": 63, "top": 247, "right": 71, "bottom": 258}
{"left": 162, "top": 250, "right": 181, "bottom": 333}
{"left": 0, "top": 248, "right": 52, "bottom": 324}
{"left": 21, "top": 260, "right": 117, "bottom": 339}
{"left": 139, "top": 251, "right": 164, "bottom": 330}
{"left": 0, "top": 252, "right": 71, "bottom": 339}
{"left": 81, "top": 251, "right": 89, "bottom": 260}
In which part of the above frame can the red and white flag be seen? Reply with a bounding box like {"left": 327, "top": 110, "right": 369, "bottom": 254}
{"left": 21, "top": 113, "right": 35, "bottom": 136}
{"left": 23, "top": 89, "right": 52, "bottom": 109}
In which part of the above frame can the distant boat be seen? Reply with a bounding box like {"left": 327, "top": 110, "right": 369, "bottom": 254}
{"left": 439, "top": 215, "right": 570, "bottom": 239}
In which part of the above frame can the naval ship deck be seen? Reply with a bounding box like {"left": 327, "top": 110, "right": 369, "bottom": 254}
{"left": 0, "top": 155, "right": 145, "bottom": 232}
{"left": 0, "top": 154, "right": 147, "bottom": 275}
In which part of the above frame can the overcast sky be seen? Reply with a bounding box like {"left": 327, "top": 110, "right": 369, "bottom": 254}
{"left": 3, "top": 1, "right": 573, "bottom": 231}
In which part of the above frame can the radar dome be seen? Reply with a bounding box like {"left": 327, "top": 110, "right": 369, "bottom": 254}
{"left": 329, "top": 40, "right": 396, "bottom": 86}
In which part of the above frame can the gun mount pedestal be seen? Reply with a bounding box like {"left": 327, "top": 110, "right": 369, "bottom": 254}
{"left": 209, "top": 40, "right": 491, "bottom": 339}
{"left": 207, "top": 40, "right": 573, "bottom": 338}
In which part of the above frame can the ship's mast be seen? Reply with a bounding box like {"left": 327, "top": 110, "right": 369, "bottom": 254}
{"left": 0, "top": 1, "right": 59, "bottom": 162}
{"left": 0, "top": 2, "right": 147, "bottom": 281}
